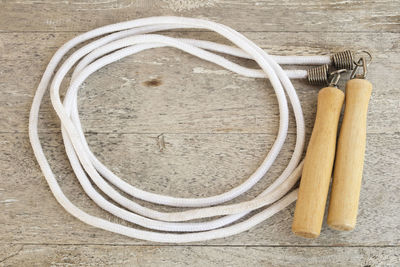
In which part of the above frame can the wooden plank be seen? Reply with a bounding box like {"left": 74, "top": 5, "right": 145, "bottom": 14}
{"left": 0, "top": 0, "right": 399, "bottom": 33}
{"left": 0, "top": 0, "right": 398, "bottom": 264}
{"left": 1, "top": 244, "right": 399, "bottom": 266}
{"left": 0, "top": 31, "right": 399, "bottom": 135}
{"left": 1, "top": 1, "right": 399, "bottom": 257}
{"left": 1, "top": 132, "right": 399, "bottom": 245}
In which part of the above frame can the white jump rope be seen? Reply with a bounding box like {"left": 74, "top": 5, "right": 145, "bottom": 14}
{"left": 29, "top": 16, "right": 332, "bottom": 243}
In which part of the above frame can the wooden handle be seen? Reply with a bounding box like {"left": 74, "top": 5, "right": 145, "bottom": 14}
{"left": 327, "top": 79, "right": 372, "bottom": 231}
{"left": 292, "top": 87, "right": 344, "bottom": 238}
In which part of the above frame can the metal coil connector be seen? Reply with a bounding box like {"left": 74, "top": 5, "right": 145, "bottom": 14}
{"left": 331, "top": 50, "right": 354, "bottom": 70}
{"left": 307, "top": 64, "right": 329, "bottom": 85}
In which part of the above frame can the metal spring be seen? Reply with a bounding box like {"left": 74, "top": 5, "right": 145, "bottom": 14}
{"left": 331, "top": 50, "right": 354, "bottom": 70}
{"left": 307, "top": 64, "right": 329, "bottom": 85}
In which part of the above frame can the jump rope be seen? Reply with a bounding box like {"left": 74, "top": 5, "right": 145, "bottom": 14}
{"left": 29, "top": 17, "right": 372, "bottom": 243}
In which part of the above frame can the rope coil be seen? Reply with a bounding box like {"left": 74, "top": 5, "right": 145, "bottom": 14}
{"left": 29, "top": 16, "right": 331, "bottom": 243}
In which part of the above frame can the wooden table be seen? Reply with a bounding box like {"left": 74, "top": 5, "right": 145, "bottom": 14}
{"left": 1, "top": 1, "right": 399, "bottom": 266}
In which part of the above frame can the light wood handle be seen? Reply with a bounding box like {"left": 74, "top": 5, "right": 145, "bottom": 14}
{"left": 292, "top": 87, "right": 344, "bottom": 238}
{"left": 327, "top": 79, "right": 372, "bottom": 231}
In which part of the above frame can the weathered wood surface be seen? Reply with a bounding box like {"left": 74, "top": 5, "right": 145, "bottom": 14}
{"left": 1, "top": 244, "right": 399, "bottom": 266}
{"left": 0, "top": 0, "right": 399, "bottom": 33}
{"left": 1, "top": 32, "right": 399, "bottom": 135}
{"left": 1, "top": 0, "right": 400, "bottom": 266}
{"left": 1, "top": 132, "right": 399, "bottom": 246}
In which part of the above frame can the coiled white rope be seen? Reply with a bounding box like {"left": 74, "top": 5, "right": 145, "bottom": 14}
{"left": 29, "top": 16, "right": 331, "bottom": 243}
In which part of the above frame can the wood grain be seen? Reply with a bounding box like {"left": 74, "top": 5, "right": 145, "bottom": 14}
{"left": 0, "top": 0, "right": 399, "bottom": 33}
{"left": 1, "top": 132, "right": 399, "bottom": 246}
{"left": 293, "top": 87, "right": 344, "bottom": 238}
{"left": 0, "top": 32, "right": 399, "bottom": 135}
{"left": 1, "top": 0, "right": 399, "bottom": 265}
{"left": 1, "top": 244, "right": 399, "bottom": 266}
{"left": 328, "top": 79, "right": 373, "bottom": 231}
